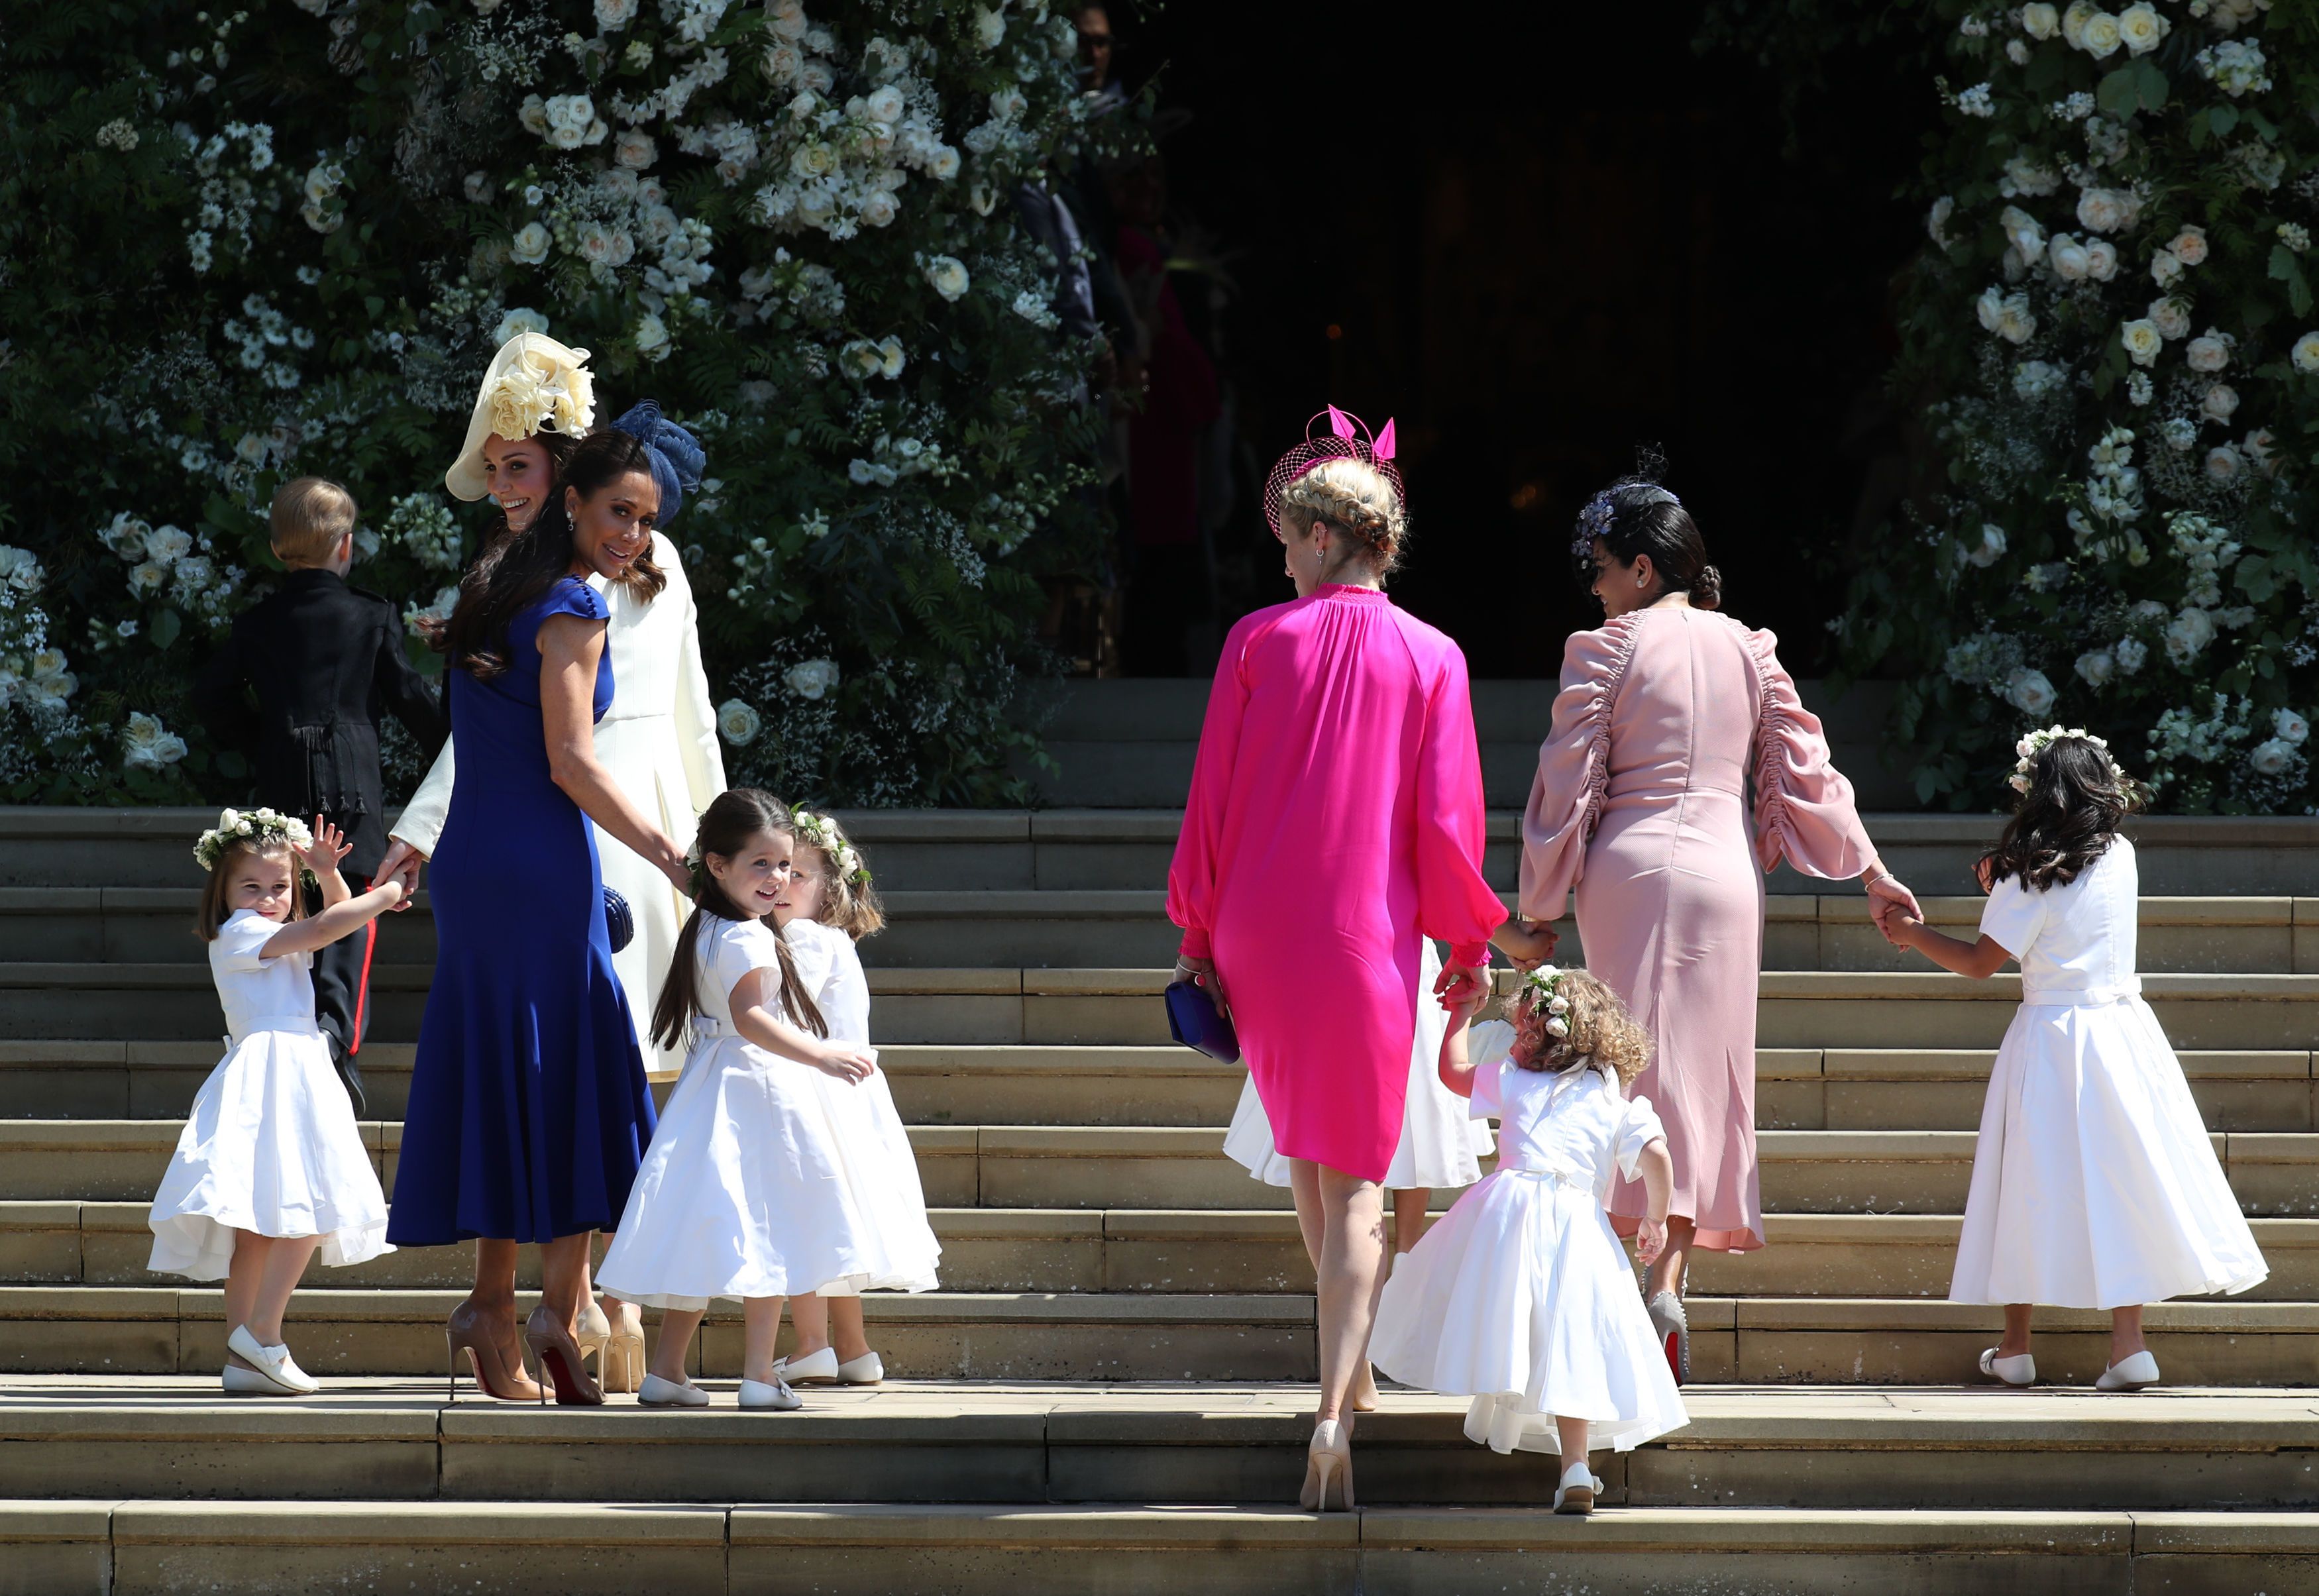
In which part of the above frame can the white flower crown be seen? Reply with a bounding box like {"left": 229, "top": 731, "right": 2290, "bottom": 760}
{"left": 2008, "top": 725, "right": 2110, "bottom": 793}
{"left": 193, "top": 807, "right": 313, "bottom": 873}
{"left": 1520, "top": 963, "right": 1575, "bottom": 1039}
{"left": 790, "top": 806, "right": 871, "bottom": 885}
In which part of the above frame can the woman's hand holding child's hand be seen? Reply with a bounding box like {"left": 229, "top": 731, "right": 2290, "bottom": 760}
{"left": 810, "top": 1041, "right": 878, "bottom": 1084}
{"left": 1489, "top": 918, "right": 1559, "bottom": 973}
{"left": 1635, "top": 1216, "right": 1668, "bottom": 1267}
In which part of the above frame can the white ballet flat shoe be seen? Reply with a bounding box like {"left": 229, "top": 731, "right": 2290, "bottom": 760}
{"left": 836, "top": 1351, "right": 883, "bottom": 1385}
{"left": 738, "top": 1377, "right": 802, "bottom": 1411}
{"left": 637, "top": 1372, "right": 710, "bottom": 1408}
{"left": 776, "top": 1348, "right": 841, "bottom": 1385}
{"left": 1552, "top": 1460, "right": 1603, "bottom": 1516}
{"left": 1978, "top": 1348, "right": 2036, "bottom": 1387}
{"left": 2096, "top": 1351, "right": 2161, "bottom": 1391}
{"left": 226, "top": 1325, "right": 319, "bottom": 1395}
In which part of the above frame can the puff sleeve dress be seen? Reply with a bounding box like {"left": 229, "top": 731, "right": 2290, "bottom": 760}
{"left": 1519, "top": 606, "right": 1874, "bottom": 1251}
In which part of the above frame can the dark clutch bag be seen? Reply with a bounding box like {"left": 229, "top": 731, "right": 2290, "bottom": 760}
{"left": 1164, "top": 977, "right": 1240, "bottom": 1063}
{"left": 603, "top": 887, "right": 634, "bottom": 954}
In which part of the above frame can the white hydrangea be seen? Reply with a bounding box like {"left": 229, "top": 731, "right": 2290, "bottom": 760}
{"left": 785, "top": 658, "right": 840, "bottom": 700}
{"left": 2196, "top": 39, "right": 2271, "bottom": 97}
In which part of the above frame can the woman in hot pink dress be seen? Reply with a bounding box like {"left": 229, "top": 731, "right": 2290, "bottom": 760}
{"left": 1169, "top": 412, "right": 1503, "bottom": 1509}
{"left": 1501, "top": 473, "right": 1919, "bottom": 1383}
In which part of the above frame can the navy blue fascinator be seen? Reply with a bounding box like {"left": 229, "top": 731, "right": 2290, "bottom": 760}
{"left": 610, "top": 400, "right": 707, "bottom": 528}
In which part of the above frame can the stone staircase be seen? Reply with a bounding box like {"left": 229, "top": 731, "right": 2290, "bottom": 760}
{"left": 1, "top": 803, "right": 2316, "bottom": 1592}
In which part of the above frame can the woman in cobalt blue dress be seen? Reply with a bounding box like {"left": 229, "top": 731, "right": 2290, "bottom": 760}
{"left": 390, "top": 428, "right": 693, "bottom": 1404}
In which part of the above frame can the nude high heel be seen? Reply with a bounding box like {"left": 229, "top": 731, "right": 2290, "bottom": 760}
{"left": 445, "top": 1301, "right": 543, "bottom": 1403}
{"left": 523, "top": 1305, "right": 605, "bottom": 1406}
{"left": 573, "top": 1300, "right": 611, "bottom": 1381}
{"left": 599, "top": 1301, "right": 645, "bottom": 1395}
{"left": 1298, "top": 1419, "right": 1354, "bottom": 1512}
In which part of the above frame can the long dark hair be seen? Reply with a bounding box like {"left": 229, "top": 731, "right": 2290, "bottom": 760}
{"left": 1572, "top": 451, "right": 1721, "bottom": 610}
{"left": 441, "top": 429, "right": 659, "bottom": 678}
{"left": 1984, "top": 736, "right": 2142, "bottom": 891}
{"left": 651, "top": 788, "right": 827, "bottom": 1051}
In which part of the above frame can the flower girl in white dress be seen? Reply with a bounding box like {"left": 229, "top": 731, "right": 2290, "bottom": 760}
{"left": 1369, "top": 965, "right": 1687, "bottom": 1516}
{"left": 771, "top": 809, "right": 942, "bottom": 1388}
{"left": 1888, "top": 729, "right": 2265, "bottom": 1391}
{"left": 598, "top": 790, "right": 885, "bottom": 1410}
{"left": 149, "top": 810, "right": 412, "bottom": 1395}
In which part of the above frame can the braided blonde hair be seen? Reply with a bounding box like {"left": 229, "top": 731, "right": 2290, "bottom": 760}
{"left": 1278, "top": 457, "right": 1409, "bottom": 576}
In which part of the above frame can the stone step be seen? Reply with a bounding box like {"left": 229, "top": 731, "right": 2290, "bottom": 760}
{"left": 11, "top": 1497, "right": 2319, "bottom": 1596}
{"left": 5, "top": 1039, "right": 2310, "bottom": 1133}
{"left": 20, "top": 806, "right": 2319, "bottom": 899}
{"left": 20, "top": 886, "right": 2319, "bottom": 975}
{"left": 7, "top": 965, "right": 2319, "bottom": 1049}
{"left": 4, "top": 1118, "right": 2312, "bottom": 1216}
{"left": 11, "top": 1202, "right": 2316, "bottom": 1303}
{"left": 0, "top": 1287, "right": 2312, "bottom": 1385}
{"left": 2, "top": 1382, "right": 2314, "bottom": 1509}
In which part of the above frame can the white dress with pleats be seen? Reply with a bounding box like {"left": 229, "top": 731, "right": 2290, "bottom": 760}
{"left": 147, "top": 910, "right": 392, "bottom": 1279}
{"left": 1222, "top": 939, "right": 1495, "bottom": 1189}
{"left": 1368, "top": 1022, "right": 1688, "bottom": 1456}
{"left": 1949, "top": 838, "right": 2266, "bottom": 1308}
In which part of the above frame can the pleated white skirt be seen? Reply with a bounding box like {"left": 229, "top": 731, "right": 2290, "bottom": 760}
{"left": 599, "top": 1035, "right": 942, "bottom": 1310}
{"left": 147, "top": 1028, "right": 392, "bottom": 1280}
{"left": 1368, "top": 1169, "right": 1688, "bottom": 1454}
{"left": 1221, "top": 941, "right": 1493, "bottom": 1190}
{"left": 1949, "top": 998, "right": 2267, "bottom": 1308}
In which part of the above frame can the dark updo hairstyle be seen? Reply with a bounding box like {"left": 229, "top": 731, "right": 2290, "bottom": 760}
{"left": 1571, "top": 449, "right": 1721, "bottom": 611}
{"left": 440, "top": 428, "right": 663, "bottom": 680}
{"left": 1983, "top": 735, "right": 2143, "bottom": 892}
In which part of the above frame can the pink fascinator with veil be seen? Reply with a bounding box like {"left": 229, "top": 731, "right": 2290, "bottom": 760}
{"left": 1263, "top": 405, "right": 1405, "bottom": 539}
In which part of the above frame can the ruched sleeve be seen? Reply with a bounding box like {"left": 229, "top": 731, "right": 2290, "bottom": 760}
{"left": 1517, "top": 617, "right": 1643, "bottom": 923}
{"left": 1166, "top": 615, "right": 1256, "bottom": 962}
{"left": 1743, "top": 625, "right": 1876, "bottom": 880}
{"left": 1413, "top": 643, "right": 1507, "bottom": 969}
{"left": 1615, "top": 1092, "right": 1668, "bottom": 1182}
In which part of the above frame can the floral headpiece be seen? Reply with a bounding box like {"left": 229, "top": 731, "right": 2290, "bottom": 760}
{"left": 1520, "top": 963, "right": 1575, "bottom": 1039}
{"left": 1570, "top": 482, "right": 1679, "bottom": 572}
{"left": 193, "top": 807, "right": 313, "bottom": 873}
{"left": 791, "top": 806, "right": 870, "bottom": 885}
{"left": 2009, "top": 725, "right": 2111, "bottom": 793}
{"left": 444, "top": 333, "right": 598, "bottom": 502}
{"left": 1262, "top": 406, "right": 1404, "bottom": 539}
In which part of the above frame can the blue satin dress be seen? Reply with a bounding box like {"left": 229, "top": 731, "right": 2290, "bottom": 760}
{"left": 388, "top": 578, "right": 657, "bottom": 1245}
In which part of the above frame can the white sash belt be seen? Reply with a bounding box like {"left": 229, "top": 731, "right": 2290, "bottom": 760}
{"left": 226, "top": 1020, "right": 326, "bottom": 1047}
{"left": 2020, "top": 981, "right": 2141, "bottom": 1008}
{"left": 1495, "top": 1163, "right": 1582, "bottom": 1187}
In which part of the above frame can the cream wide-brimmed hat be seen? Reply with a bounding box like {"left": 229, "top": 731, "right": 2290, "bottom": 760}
{"left": 443, "top": 332, "right": 598, "bottom": 502}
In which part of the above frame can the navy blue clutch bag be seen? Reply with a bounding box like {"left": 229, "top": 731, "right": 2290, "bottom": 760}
{"left": 603, "top": 888, "right": 634, "bottom": 955}
{"left": 1164, "top": 977, "right": 1239, "bottom": 1063}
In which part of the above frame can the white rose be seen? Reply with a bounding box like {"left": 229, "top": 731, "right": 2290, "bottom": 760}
{"left": 2165, "top": 607, "right": 2216, "bottom": 665}
{"left": 2117, "top": 3, "right": 2167, "bottom": 54}
{"left": 2004, "top": 668, "right": 2059, "bottom": 718}
{"left": 878, "top": 337, "right": 905, "bottom": 379}
{"left": 2120, "top": 318, "right": 2163, "bottom": 366}
{"left": 146, "top": 525, "right": 192, "bottom": 564}
{"left": 785, "top": 657, "right": 840, "bottom": 700}
{"left": 770, "top": 3, "right": 808, "bottom": 40}
{"left": 973, "top": 5, "right": 1006, "bottom": 47}
{"left": 2292, "top": 332, "right": 2319, "bottom": 374}
{"left": 1976, "top": 286, "right": 2006, "bottom": 333}
{"left": 2084, "top": 238, "right": 2119, "bottom": 281}
{"left": 2079, "top": 9, "right": 2122, "bottom": 56}
{"left": 2205, "top": 444, "right": 2244, "bottom": 482}
{"left": 129, "top": 560, "right": 168, "bottom": 594}
{"left": 928, "top": 144, "right": 961, "bottom": 182}
{"left": 2075, "top": 649, "right": 2116, "bottom": 687}
{"left": 2049, "top": 233, "right": 2090, "bottom": 281}
{"left": 2000, "top": 205, "right": 2045, "bottom": 265}
{"left": 634, "top": 312, "right": 671, "bottom": 361}
{"left": 2076, "top": 187, "right": 2128, "bottom": 233}
{"left": 2185, "top": 333, "right": 2231, "bottom": 372}
{"left": 764, "top": 42, "right": 803, "bottom": 81}
{"left": 859, "top": 188, "right": 898, "bottom": 228}
{"left": 493, "top": 307, "right": 549, "bottom": 345}
{"left": 2170, "top": 226, "right": 2208, "bottom": 267}
{"left": 2150, "top": 248, "right": 2183, "bottom": 287}
{"left": 2149, "top": 298, "right": 2190, "bottom": 340}
{"left": 2249, "top": 738, "right": 2295, "bottom": 776}
{"left": 2202, "top": 384, "right": 2241, "bottom": 423}
{"left": 2276, "top": 708, "right": 2310, "bottom": 746}
{"left": 865, "top": 85, "right": 906, "bottom": 124}
{"left": 716, "top": 699, "right": 761, "bottom": 745}
{"left": 1967, "top": 523, "right": 2008, "bottom": 567}
{"left": 614, "top": 131, "right": 656, "bottom": 170}
{"left": 462, "top": 170, "right": 492, "bottom": 203}
{"left": 2245, "top": 429, "right": 2277, "bottom": 475}
{"left": 510, "top": 222, "right": 551, "bottom": 265}
{"left": 2022, "top": 1, "right": 2061, "bottom": 36}
{"left": 1927, "top": 195, "right": 1955, "bottom": 249}
{"left": 595, "top": 0, "right": 639, "bottom": 27}
{"left": 2063, "top": 0, "right": 2096, "bottom": 47}
{"left": 923, "top": 254, "right": 969, "bottom": 301}
{"left": 2114, "top": 637, "right": 2149, "bottom": 674}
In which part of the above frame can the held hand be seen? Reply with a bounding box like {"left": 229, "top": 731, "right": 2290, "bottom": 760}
{"left": 301, "top": 816, "right": 353, "bottom": 875}
{"left": 1174, "top": 955, "right": 1227, "bottom": 1015}
{"left": 1490, "top": 920, "right": 1560, "bottom": 969}
{"left": 375, "top": 839, "right": 427, "bottom": 910}
{"left": 1865, "top": 871, "right": 1920, "bottom": 941}
{"left": 1974, "top": 855, "right": 1995, "bottom": 894}
{"left": 811, "top": 1041, "right": 877, "bottom": 1083}
{"left": 1635, "top": 1216, "right": 1668, "bottom": 1267}
{"left": 654, "top": 837, "right": 692, "bottom": 894}
{"left": 1434, "top": 959, "right": 1490, "bottom": 1012}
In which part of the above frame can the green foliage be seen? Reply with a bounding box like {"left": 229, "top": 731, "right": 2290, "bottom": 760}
{"left": 0, "top": 0, "right": 1126, "bottom": 806}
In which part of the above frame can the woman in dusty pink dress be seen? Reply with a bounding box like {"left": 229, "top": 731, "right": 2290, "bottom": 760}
{"left": 1500, "top": 474, "right": 1918, "bottom": 1383}
{"left": 1169, "top": 413, "right": 1503, "bottom": 1509}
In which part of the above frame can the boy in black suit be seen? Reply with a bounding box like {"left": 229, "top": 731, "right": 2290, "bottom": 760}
{"left": 193, "top": 478, "right": 448, "bottom": 1112}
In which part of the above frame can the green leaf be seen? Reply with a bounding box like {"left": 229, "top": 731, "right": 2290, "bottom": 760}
{"left": 2270, "top": 246, "right": 2313, "bottom": 318}
{"left": 2095, "top": 66, "right": 2141, "bottom": 120}
{"left": 150, "top": 608, "right": 181, "bottom": 651}
{"left": 2209, "top": 103, "right": 2239, "bottom": 138}
{"left": 2134, "top": 58, "right": 2168, "bottom": 113}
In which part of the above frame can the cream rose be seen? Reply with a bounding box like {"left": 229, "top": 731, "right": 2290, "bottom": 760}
{"left": 2150, "top": 248, "right": 2183, "bottom": 287}
{"left": 614, "top": 131, "right": 656, "bottom": 170}
{"left": 2114, "top": 637, "right": 2149, "bottom": 674}
{"left": 2062, "top": 0, "right": 2096, "bottom": 46}
{"left": 2078, "top": 9, "right": 2122, "bottom": 56}
{"left": 2149, "top": 297, "right": 2190, "bottom": 339}
{"left": 928, "top": 144, "right": 961, "bottom": 182}
{"left": 923, "top": 254, "right": 970, "bottom": 301}
{"left": 2291, "top": 331, "right": 2319, "bottom": 373}
{"left": 2185, "top": 333, "right": 2232, "bottom": 372}
{"left": 2169, "top": 226, "right": 2208, "bottom": 266}
{"left": 859, "top": 188, "right": 898, "bottom": 228}
{"left": 2075, "top": 187, "right": 2129, "bottom": 233}
{"left": 2202, "top": 384, "right": 2241, "bottom": 423}
{"left": 2022, "top": 1, "right": 2060, "bottom": 37}
{"left": 2120, "top": 318, "right": 2163, "bottom": 366}
{"left": 2075, "top": 649, "right": 2116, "bottom": 687}
{"left": 2049, "top": 233, "right": 2091, "bottom": 281}
{"left": 2085, "top": 238, "right": 2120, "bottom": 281}
{"left": 2205, "top": 445, "right": 2244, "bottom": 482}
{"left": 2004, "top": 668, "right": 2059, "bottom": 718}
{"left": 2117, "top": 3, "right": 2167, "bottom": 54}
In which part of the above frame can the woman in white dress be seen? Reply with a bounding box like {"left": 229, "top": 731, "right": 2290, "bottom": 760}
{"left": 1886, "top": 729, "right": 2266, "bottom": 1390}
{"left": 379, "top": 346, "right": 726, "bottom": 1390}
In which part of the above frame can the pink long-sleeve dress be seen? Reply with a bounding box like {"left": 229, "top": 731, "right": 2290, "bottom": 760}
{"left": 1520, "top": 606, "right": 1873, "bottom": 1252}
{"left": 1169, "top": 584, "right": 1507, "bottom": 1182}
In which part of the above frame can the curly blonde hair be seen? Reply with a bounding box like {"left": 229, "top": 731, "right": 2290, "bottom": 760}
{"left": 1507, "top": 969, "right": 1650, "bottom": 1087}
{"left": 796, "top": 815, "right": 885, "bottom": 941}
{"left": 1277, "top": 457, "right": 1409, "bottom": 576}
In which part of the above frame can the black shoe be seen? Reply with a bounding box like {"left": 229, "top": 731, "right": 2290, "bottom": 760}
{"left": 329, "top": 1037, "right": 367, "bottom": 1118}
